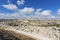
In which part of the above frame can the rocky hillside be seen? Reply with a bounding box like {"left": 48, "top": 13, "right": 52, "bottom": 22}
{"left": 0, "top": 19, "right": 60, "bottom": 40}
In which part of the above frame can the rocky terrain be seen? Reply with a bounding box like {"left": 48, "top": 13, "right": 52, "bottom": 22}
{"left": 0, "top": 19, "right": 60, "bottom": 40}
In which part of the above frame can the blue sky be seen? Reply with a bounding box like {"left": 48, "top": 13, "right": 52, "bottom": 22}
{"left": 0, "top": 0, "right": 60, "bottom": 19}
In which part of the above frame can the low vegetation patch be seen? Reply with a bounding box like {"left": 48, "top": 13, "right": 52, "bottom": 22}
{"left": 8, "top": 23, "right": 19, "bottom": 26}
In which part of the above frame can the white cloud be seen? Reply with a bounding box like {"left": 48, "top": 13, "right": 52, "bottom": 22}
{"left": 0, "top": 7, "right": 35, "bottom": 19}
{"left": 2, "top": 4, "right": 18, "bottom": 10}
{"left": 50, "top": 16, "right": 55, "bottom": 18}
{"left": 0, "top": 13, "right": 21, "bottom": 19}
{"left": 33, "top": 9, "right": 55, "bottom": 19}
{"left": 35, "top": 8, "right": 42, "bottom": 16}
{"left": 17, "top": 0, "right": 25, "bottom": 6}
{"left": 56, "top": 9, "right": 60, "bottom": 19}
{"left": 1, "top": 0, "right": 55, "bottom": 19}
{"left": 57, "top": 9, "right": 60, "bottom": 15}
{"left": 34, "top": 9, "right": 52, "bottom": 19}
{"left": 35, "top": 9, "right": 42, "bottom": 14}
{"left": 0, "top": 6, "right": 56, "bottom": 19}
{"left": 41, "top": 10, "right": 51, "bottom": 15}
{"left": 18, "top": 7, "right": 35, "bottom": 14}
{"left": 35, "top": 9, "right": 51, "bottom": 16}
{"left": 2, "top": 0, "right": 18, "bottom": 10}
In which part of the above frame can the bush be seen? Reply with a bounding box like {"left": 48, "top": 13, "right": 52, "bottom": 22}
{"left": 8, "top": 23, "right": 18, "bottom": 26}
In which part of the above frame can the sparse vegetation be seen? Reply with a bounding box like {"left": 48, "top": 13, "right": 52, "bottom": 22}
{"left": 8, "top": 23, "right": 19, "bottom": 26}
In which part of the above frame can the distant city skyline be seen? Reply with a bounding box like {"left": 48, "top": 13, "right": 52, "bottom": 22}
{"left": 0, "top": 0, "right": 60, "bottom": 19}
